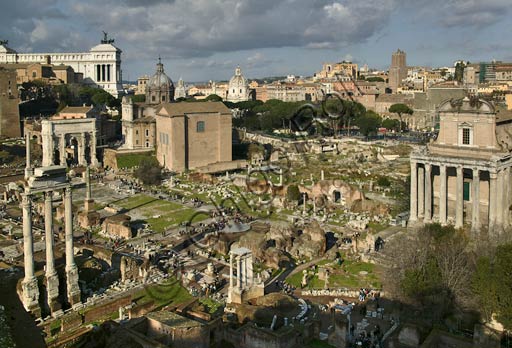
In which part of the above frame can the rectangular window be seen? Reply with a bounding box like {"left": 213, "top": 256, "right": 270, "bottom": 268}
{"left": 197, "top": 121, "right": 205, "bottom": 132}
{"left": 463, "top": 182, "right": 470, "bottom": 201}
{"left": 462, "top": 128, "right": 470, "bottom": 145}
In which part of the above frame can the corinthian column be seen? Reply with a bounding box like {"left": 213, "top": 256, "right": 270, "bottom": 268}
{"left": 472, "top": 168, "right": 481, "bottom": 232}
{"left": 78, "top": 133, "right": 86, "bottom": 166}
{"left": 64, "top": 187, "right": 81, "bottom": 306}
{"left": 489, "top": 172, "right": 497, "bottom": 232}
{"left": 439, "top": 165, "right": 447, "bottom": 225}
{"left": 59, "top": 135, "right": 66, "bottom": 166}
{"left": 21, "top": 193, "right": 40, "bottom": 316}
{"left": 455, "top": 166, "right": 464, "bottom": 229}
{"left": 424, "top": 164, "right": 432, "bottom": 223}
{"left": 44, "top": 191, "right": 61, "bottom": 314}
{"left": 409, "top": 161, "right": 418, "bottom": 222}
{"left": 90, "top": 131, "right": 98, "bottom": 167}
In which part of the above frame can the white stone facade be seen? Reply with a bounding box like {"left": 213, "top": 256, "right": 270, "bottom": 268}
{"left": 0, "top": 36, "right": 123, "bottom": 96}
{"left": 227, "top": 66, "right": 249, "bottom": 102}
{"left": 41, "top": 119, "right": 98, "bottom": 167}
{"left": 409, "top": 97, "right": 512, "bottom": 235}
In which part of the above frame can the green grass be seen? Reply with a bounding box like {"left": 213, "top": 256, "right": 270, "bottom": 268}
{"left": 117, "top": 153, "right": 154, "bottom": 168}
{"left": 286, "top": 272, "right": 325, "bottom": 289}
{"left": 368, "top": 221, "right": 388, "bottom": 233}
{"left": 198, "top": 298, "right": 223, "bottom": 314}
{"left": 286, "top": 259, "right": 381, "bottom": 290}
{"left": 133, "top": 278, "right": 192, "bottom": 306}
{"left": 116, "top": 194, "right": 207, "bottom": 233}
{"left": 146, "top": 208, "right": 205, "bottom": 232}
{"left": 116, "top": 194, "right": 157, "bottom": 210}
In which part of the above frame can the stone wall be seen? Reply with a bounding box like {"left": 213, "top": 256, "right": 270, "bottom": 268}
{"left": 83, "top": 294, "right": 131, "bottom": 323}
{"left": 147, "top": 317, "right": 210, "bottom": 348}
{"left": 224, "top": 324, "right": 307, "bottom": 348}
{"left": 0, "top": 68, "right": 21, "bottom": 138}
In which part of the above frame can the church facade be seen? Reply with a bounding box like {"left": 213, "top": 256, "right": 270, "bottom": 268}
{"left": 410, "top": 97, "right": 512, "bottom": 237}
{"left": 121, "top": 59, "right": 174, "bottom": 150}
{"left": 226, "top": 66, "right": 249, "bottom": 102}
{"left": 156, "top": 102, "right": 232, "bottom": 172}
{"left": 0, "top": 34, "right": 123, "bottom": 96}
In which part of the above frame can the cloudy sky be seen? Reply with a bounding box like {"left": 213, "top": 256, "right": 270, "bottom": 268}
{"left": 1, "top": 0, "right": 511, "bottom": 82}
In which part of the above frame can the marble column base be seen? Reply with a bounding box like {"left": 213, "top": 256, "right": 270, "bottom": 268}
{"left": 22, "top": 276, "right": 41, "bottom": 318}
{"left": 46, "top": 272, "right": 61, "bottom": 314}
{"left": 66, "top": 266, "right": 81, "bottom": 306}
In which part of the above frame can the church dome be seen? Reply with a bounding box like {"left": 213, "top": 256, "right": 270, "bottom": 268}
{"left": 229, "top": 66, "right": 247, "bottom": 87}
{"left": 148, "top": 58, "right": 173, "bottom": 90}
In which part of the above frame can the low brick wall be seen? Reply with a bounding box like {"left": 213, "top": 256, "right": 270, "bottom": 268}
{"left": 83, "top": 295, "right": 131, "bottom": 323}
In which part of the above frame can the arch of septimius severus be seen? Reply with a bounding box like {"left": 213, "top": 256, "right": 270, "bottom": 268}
{"left": 409, "top": 97, "right": 512, "bottom": 236}
{"left": 41, "top": 118, "right": 98, "bottom": 167}
{"left": 20, "top": 132, "right": 81, "bottom": 317}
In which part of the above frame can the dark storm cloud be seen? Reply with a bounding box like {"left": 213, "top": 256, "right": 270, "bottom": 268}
{"left": 3, "top": 0, "right": 510, "bottom": 58}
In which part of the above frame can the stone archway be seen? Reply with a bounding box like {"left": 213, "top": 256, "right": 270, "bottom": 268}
{"left": 333, "top": 190, "right": 342, "bottom": 203}
{"left": 70, "top": 137, "right": 79, "bottom": 165}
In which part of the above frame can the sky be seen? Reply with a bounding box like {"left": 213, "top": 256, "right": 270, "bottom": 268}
{"left": 1, "top": 0, "right": 512, "bottom": 82}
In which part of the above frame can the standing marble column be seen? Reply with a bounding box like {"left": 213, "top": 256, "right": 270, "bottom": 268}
{"left": 455, "top": 166, "right": 464, "bottom": 229}
{"left": 25, "top": 132, "right": 34, "bottom": 179}
{"left": 59, "top": 135, "right": 66, "bottom": 166}
{"left": 504, "top": 167, "right": 510, "bottom": 228}
{"left": 424, "top": 164, "right": 432, "bottom": 222}
{"left": 409, "top": 161, "right": 418, "bottom": 222}
{"left": 418, "top": 166, "right": 425, "bottom": 218}
{"left": 237, "top": 256, "right": 242, "bottom": 289}
{"left": 489, "top": 172, "right": 498, "bottom": 231}
{"left": 44, "top": 135, "right": 55, "bottom": 166}
{"left": 246, "top": 254, "right": 253, "bottom": 287}
{"left": 64, "top": 187, "right": 80, "bottom": 306}
{"left": 243, "top": 255, "right": 248, "bottom": 287}
{"left": 78, "top": 133, "right": 86, "bottom": 166}
{"left": 496, "top": 170, "right": 505, "bottom": 229}
{"left": 229, "top": 253, "right": 234, "bottom": 288}
{"left": 21, "top": 193, "right": 40, "bottom": 316}
{"left": 472, "top": 168, "right": 481, "bottom": 231}
{"left": 44, "top": 191, "right": 61, "bottom": 314}
{"left": 439, "top": 165, "right": 447, "bottom": 225}
{"left": 90, "top": 131, "right": 98, "bottom": 167}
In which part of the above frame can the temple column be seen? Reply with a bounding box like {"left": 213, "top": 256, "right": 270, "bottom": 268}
{"left": 455, "top": 166, "right": 464, "bottom": 229}
{"left": 237, "top": 256, "right": 242, "bottom": 289}
{"left": 496, "top": 170, "right": 505, "bottom": 230}
{"left": 439, "top": 165, "right": 447, "bottom": 225}
{"left": 90, "top": 131, "right": 98, "bottom": 167}
{"left": 489, "top": 172, "right": 497, "bottom": 232}
{"left": 418, "top": 166, "right": 425, "bottom": 218}
{"left": 21, "top": 193, "right": 40, "bottom": 316}
{"left": 64, "top": 187, "right": 80, "bottom": 306}
{"left": 472, "top": 168, "right": 481, "bottom": 231}
{"left": 43, "top": 135, "right": 55, "bottom": 166}
{"left": 44, "top": 191, "right": 60, "bottom": 314}
{"left": 409, "top": 161, "right": 418, "bottom": 222}
{"left": 424, "top": 163, "right": 432, "bottom": 223}
{"left": 247, "top": 255, "right": 253, "bottom": 287}
{"left": 25, "top": 132, "right": 33, "bottom": 179}
{"left": 229, "top": 253, "right": 234, "bottom": 288}
{"left": 78, "top": 133, "right": 86, "bottom": 165}
{"left": 59, "top": 135, "right": 66, "bottom": 166}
